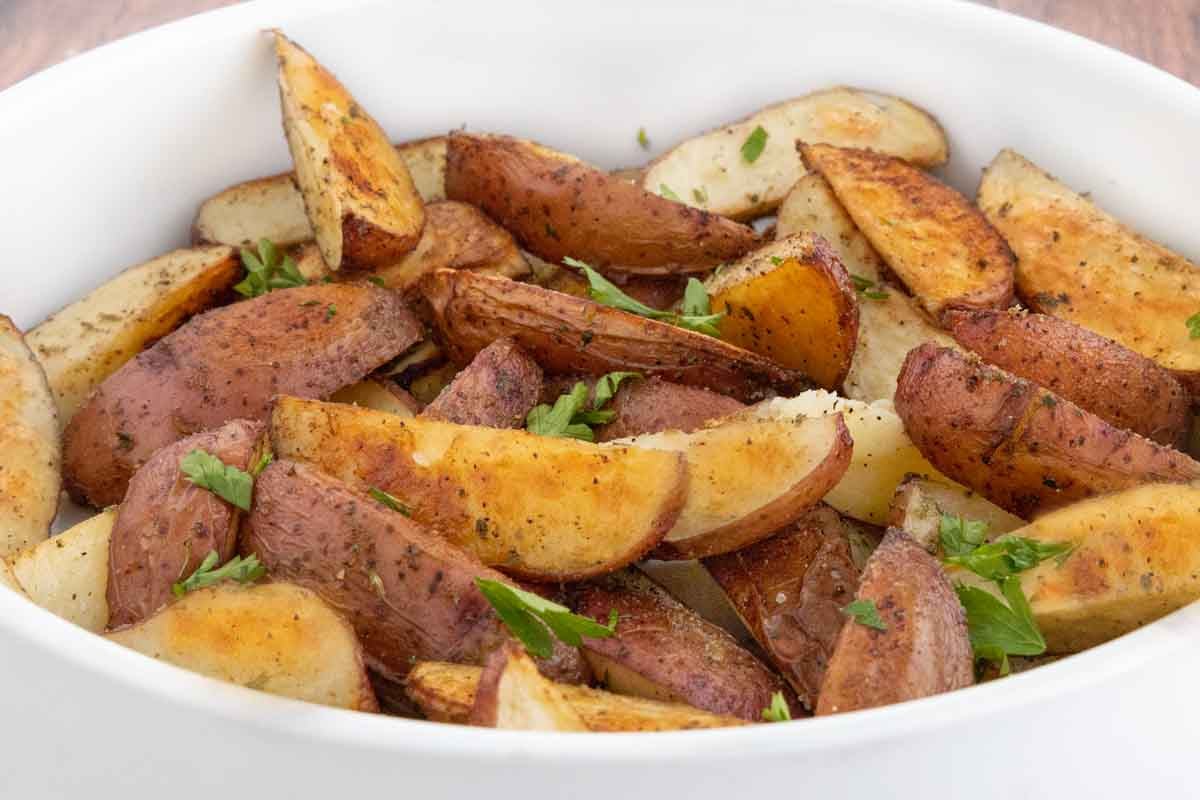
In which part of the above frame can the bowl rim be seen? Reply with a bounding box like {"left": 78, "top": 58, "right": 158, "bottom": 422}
{"left": 3, "top": 0, "right": 1198, "bottom": 757}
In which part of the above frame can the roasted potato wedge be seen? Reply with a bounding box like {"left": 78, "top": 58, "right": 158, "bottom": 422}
{"left": 706, "top": 234, "right": 859, "bottom": 389}
{"left": 407, "top": 661, "right": 745, "bottom": 730}
{"left": 329, "top": 378, "right": 418, "bottom": 417}
{"left": 107, "top": 582, "right": 378, "bottom": 712}
{"left": 63, "top": 283, "right": 419, "bottom": 508}
{"left": 422, "top": 269, "right": 809, "bottom": 402}
{"left": 469, "top": 644, "right": 588, "bottom": 731}
{"left": 8, "top": 510, "right": 114, "bottom": 632}
{"left": 444, "top": 132, "right": 759, "bottom": 275}
{"left": 642, "top": 87, "right": 948, "bottom": 221}
{"left": 0, "top": 557, "right": 23, "bottom": 595}
{"left": 637, "top": 559, "right": 754, "bottom": 644}
{"left": 704, "top": 505, "right": 860, "bottom": 710}
{"left": 269, "top": 397, "right": 687, "bottom": 581}
{"left": 243, "top": 460, "right": 587, "bottom": 684}
{"left": 745, "top": 391, "right": 953, "bottom": 525}
{"left": 895, "top": 344, "right": 1200, "bottom": 518}
{"left": 574, "top": 570, "right": 795, "bottom": 721}
{"left": 978, "top": 149, "right": 1200, "bottom": 390}
{"left": 801, "top": 143, "right": 1014, "bottom": 317}
{"left": 0, "top": 316, "right": 60, "bottom": 557}
{"left": 592, "top": 376, "right": 743, "bottom": 441}
{"left": 887, "top": 476, "right": 1024, "bottom": 552}
{"left": 816, "top": 528, "right": 972, "bottom": 715}
{"left": 945, "top": 309, "right": 1189, "bottom": 447}
{"left": 275, "top": 32, "right": 424, "bottom": 270}
{"left": 26, "top": 246, "right": 241, "bottom": 425}
{"left": 422, "top": 338, "right": 542, "bottom": 428}
{"left": 776, "top": 173, "right": 885, "bottom": 283}
{"left": 615, "top": 413, "right": 852, "bottom": 559}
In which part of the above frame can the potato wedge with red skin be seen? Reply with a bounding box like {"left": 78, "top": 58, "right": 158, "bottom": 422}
{"left": 816, "top": 528, "right": 972, "bottom": 715}
{"left": 469, "top": 644, "right": 589, "bottom": 731}
{"left": 887, "top": 475, "right": 1024, "bottom": 552}
{"left": 894, "top": 344, "right": 1200, "bottom": 518}
{"left": 574, "top": 570, "right": 797, "bottom": 721}
{"left": 444, "top": 132, "right": 759, "bottom": 276}
{"left": 242, "top": 460, "right": 587, "bottom": 685}
{"left": 106, "top": 419, "right": 265, "bottom": 628}
{"left": 704, "top": 505, "right": 860, "bottom": 711}
{"left": 63, "top": 283, "right": 420, "bottom": 508}
{"left": 944, "top": 308, "right": 1189, "bottom": 447}
{"left": 422, "top": 269, "right": 809, "bottom": 402}
{"left": 595, "top": 377, "right": 743, "bottom": 441}
{"left": 800, "top": 143, "right": 1014, "bottom": 318}
{"left": 422, "top": 338, "right": 542, "bottom": 428}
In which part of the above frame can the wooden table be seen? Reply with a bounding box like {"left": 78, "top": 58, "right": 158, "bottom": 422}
{"left": 2, "top": 0, "right": 1198, "bottom": 89}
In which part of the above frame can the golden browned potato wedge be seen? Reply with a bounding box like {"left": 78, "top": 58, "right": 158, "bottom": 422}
{"left": 243, "top": 460, "right": 587, "bottom": 684}
{"left": 978, "top": 149, "right": 1200, "bottom": 391}
{"left": 705, "top": 234, "right": 858, "bottom": 389}
{"left": 191, "top": 138, "right": 447, "bottom": 248}
{"left": 0, "top": 558, "right": 22, "bottom": 595}
{"left": 895, "top": 344, "right": 1200, "bottom": 518}
{"left": 887, "top": 476, "right": 1024, "bottom": 552}
{"left": 274, "top": 32, "right": 424, "bottom": 271}
{"left": 406, "top": 661, "right": 746, "bottom": 730}
{"left": 744, "top": 391, "right": 954, "bottom": 525}
{"left": 107, "top": 582, "right": 378, "bottom": 712}
{"left": 801, "top": 143, "right": 1015, "bottom": 317}
{"left": 63, "top": 283, "right": 419, "bottom": 508}
{"left": 614, "top": 413, "right": 852, "bottom": 559}
{"left": 422, "top": 338, "right": 542, "bottom": 428}
{"left": 945, "top": 308, "right": 1190, "bottom": 447}
{"left": 0, "top": 316, "right": 60, "bottom": 557}
{"left": 26, "top": 246, "right": 241, "bottom": 425}
{"left": 776, "top": 173, "right": 886, "bottom": 283}
{"left": 816, "top": 529, "right": 972, "bottom": 715}
{"left": 8, "top": 510, "right": 114, "bottom": 632}
{"left": 422, "top": 269, "right": 809, "bottom": 402}
{"left": 469, "top": 644, "right": 588, "bottom": 731}
{"left": 444, "top": 132, "right": 759, "bottom": 275}
{"left": 269, "top": 397, "right": 687, "bottom": 581}
{"left": 642, "top": 88, "right": 948, "bottom": 221}
{"left": 574, "top": 570, "right": 795, "bottom": 721}
{"left": 329, "top": 378, "right": 417, "bottom": 417}
{"left": 704, "top": 505, "right": 860, "bottom": 710}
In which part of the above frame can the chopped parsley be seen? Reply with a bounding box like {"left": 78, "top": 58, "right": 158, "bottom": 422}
{"left": 658, "top": 183, "right": 681, "bottom": 202}
{"left": 526, "top": 372, "right": 642, "bottom": 441}
{"left": 637, "top": 127, "right": 650, "bottom": 149}
{"left": 692, "top": 186, "right": 709, "bottom": 204}
{"left": 761, "top": 691, "right": 792, "bottom": 722}
{"left": 955, "top": 578, "right": 1045, "bottom": 675}
{"left": 179, "top": 449, "right": 254, "bottom": 511}
{"left": 850, "top": 273, "right": 888, "bottom": 301}
{"left": 475, "top": 578, "right": 617, "bottom": 659}
{"left": 369, "top": 487, "right": 411, "bottom": 516}
{"left": 841, "top": 599, "right": 887, "bottom": 631}
{"left": 172, "top": 551, "right": 266, "bottom": 597}
{"left": 944, "top": 536, "right": 1074, "bottom": 582}
{"left": 740, "top": 125, "right": 768, "bottom": 163}
{"left": 234, "top": 238, "right": 306, "bottom": 298}
{"left": 1188, "top": 312, "right": 1200, "bottom": 340}
{"left": 368, "top": 275, "right": 386, "bottom": 287}
{"left": 939, "top": 513, "right": 990, "bottom": 557}
{"left": 564, "top": 257, "right": 723, "bottom": 337}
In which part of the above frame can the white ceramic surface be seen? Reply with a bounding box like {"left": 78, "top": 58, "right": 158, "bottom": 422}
{"left": 2, "top": 0, "right": 1198, "bottom": 796}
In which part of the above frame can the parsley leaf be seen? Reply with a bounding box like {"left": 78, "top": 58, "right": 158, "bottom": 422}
{"left": 1188, "top": 312, "right": 1200, "bottom": 340}
{"left": 526, "top": 382, "right": 596, "bottom": 441}
{"left": 761, "top": 691, "right": 791, "bottom": 722}
{"left": 741, "top": 125, "right": 768, "bottom": 163}
{"left": 593, "top": 371, "right": 642, "bottom": 409}
{"left": 637, "top": 127, "right": 650, "bottom": 149}
{"left": 475, "top": 578, "right": 617, "bottom": 659}
{"left": 944, "top": 536, "right": 1075, "bottom": 582}
{"left": 841, "top": 598, "right": 887, "bottom": 631}
{"left": 565, "top": 257, "right": 723, "bottom": 337}
{"left": 234, "top": 238, "right": 307, "bottom": 298}
{"left": 659, "top": 183, "right": 681, "bottom": 202}
{"left": 692, "top": 186, "right": 708, "bottom": 204}
{"left": 939, "top": 513, "right": 990, "bottom": 557}
{"left": 179, "top": 449, "right": 254, "bottom": 511}
{"left": 369, "top": 487, "right": 411, "bottom": 516}
{"left": 250, "top": 450, "right": 273, "bottom": 477}
{"left": 172, "top": 551, "right": 266, "bottom": 597}
{"left": 849, "top": 273, "right": 889, "bottom": 301}
{"left": 955, "top": 577, "right": 1046, "bottom": 667}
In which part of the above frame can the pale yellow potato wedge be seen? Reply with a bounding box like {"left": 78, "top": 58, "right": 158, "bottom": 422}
{"left": 747, "top": 390, "right": 954, "bottom": 525}
{"left": 107, "top": 582, "right": 377, "bottom": 711}
{"left": 978, "top": 149, "right": 1200, "bottom": 388}
{"left": 26, "top": 246, "right": 240, "bottom": 425}
{"left": 469, "top": 645, "right": 588, "bottom": 731}
{"left": 8, "top": 510, "right": 114, "bottom": 633}
{"left": 888, "top": 476, "right": 1024, "bottom": 552}
{"left": 275, "top": 32, "right": 424, "bottom": 271}
{"left": 329, "top": 378, "right": 416, "bottom": 417}
{"left": 801, "top": 143, "right": 1014, "bottom": 317}
{"left": 269, "top": 396, "right": 687, "bottom": 581}
{"left": 406, "top": 661, "right": 746, "bottom": 730}
{"left": 614, "top": 413, "right": 852, "bottom": 559}
{"left": 777, "top": 172, "right": 885, "bottom": 283}
{"left": 643, "top": 87, "right": 948, "bottom": 220}
{"left": 0, "top": 316, "right": 60, "bottom": 557}
{"left": 0, "top": 557, "right": 25, "bottom": 596}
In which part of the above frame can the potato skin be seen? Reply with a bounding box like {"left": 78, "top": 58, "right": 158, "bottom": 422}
{"left": 816, "top": 528, "right": 972, "bottom": 715}
{"left": 422, "top": 269, "right": 809, "bottom": 402}
{"left": 107, "top": 419, "right": 264, "bottom": 628}
{"left": 63, "top": 283, "right": 420, "bottom": 508}
{"left": 242, "top": 460, "right": 588, "bottom": 685}
{"left": 422, "top": 338, "right": 542, "bottom": 428}
{"left": 444, "top": 132, "right": 759, "bottom": 275}
{"left": 944, "top": 309, "right": 1189, "bottom": 447}
{"left": 595, "top": 377, "right": 744, "bottom": 441}
{"left": 894, "top": 343, "right": 1200, "bottom": 518}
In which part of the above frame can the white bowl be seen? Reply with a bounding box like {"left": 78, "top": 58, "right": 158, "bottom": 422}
{"left": 2, "top": 0, "right": 1198, "bottom": 796}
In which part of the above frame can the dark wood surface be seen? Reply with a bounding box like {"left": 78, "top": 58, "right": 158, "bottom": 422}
{"left": 1, "top": 0, "right": 1197, "bottom": 89}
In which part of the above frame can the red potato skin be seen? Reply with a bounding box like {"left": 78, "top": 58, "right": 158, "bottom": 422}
{"left": 422, "top": 338, "right": 542, "bottom": 428}
{"left": 241, "top": 460, "right": 588, "bottom": 685}
{"left": 106, "top": 419, "right": 265, "bottom": 629}
{"left": 944, "top": 309, "right": 1190, "bottom": 447}
{"left": 445, "top": 132, "right": 760, "bottom": 275}
{"left": 63, "top": 284, "right": 421, "bottom": 508}
{"left": 421, "top": 269, "right": 810, "bottom": 403}
{"left": 894, "top": 343, "right": 1200, "bottom": 518}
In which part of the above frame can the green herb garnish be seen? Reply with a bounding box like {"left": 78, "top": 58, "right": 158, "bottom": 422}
{"left": 250, "top": 450, "right": 273, "bottom": 477}
{"left": 741, "top": 125, "right": 768, "bottom": 163}
{"left": 565, "top": 257, "right": 723, "bottom": 337}
{"left": 368, "top": 275, "right": 386, "bottom": 287}
{"left": 369, "top": 487, "right": 411, "bottom": 516}
{"left": 955, "top": 577, "right": 1046, "bottom": 672}
{"left": 475, "top": 578, "right": 617, "bottom": 658}
{"left": 1188, "top": 312, "right": 1200, "bottom": 340}
{"left": 179, "top": 449, "right": 254, "bottom": 511}
{"left": 525, "top": 382, "right": 596, "bottom": 441}
{"left": 172, "top": 551, "right": 266, "bottom": 597}
{"left": 659, "top": 183, "right": 681, "bottom": 202}
{"left": 593, "top": 371, "right": 642, "bottom": 410}
{"left": 234, "top": 238, "right": 306, "bottom": 298}
{"left": 692, "top": 186, "right": 708, "bottom": 204}
{"left": 761, "top": 691, "right": 792, "bottom": 722}
{"left": 939, "top": 513, "right": 990, "bottom": 557}
{"left": 849, "top": 273, "right": 888, "bottom": 301}
{"left": 637, "top": 127, "right": 650, "bottom": 149}
{"left": 944, "top": 536, "right": 1075, "bottom": 582}
{"left": 325, "top": 303, "right": 337, "bottom": 320}
{"left": 841, "top": 598, "right": 887, "bottom": 631}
